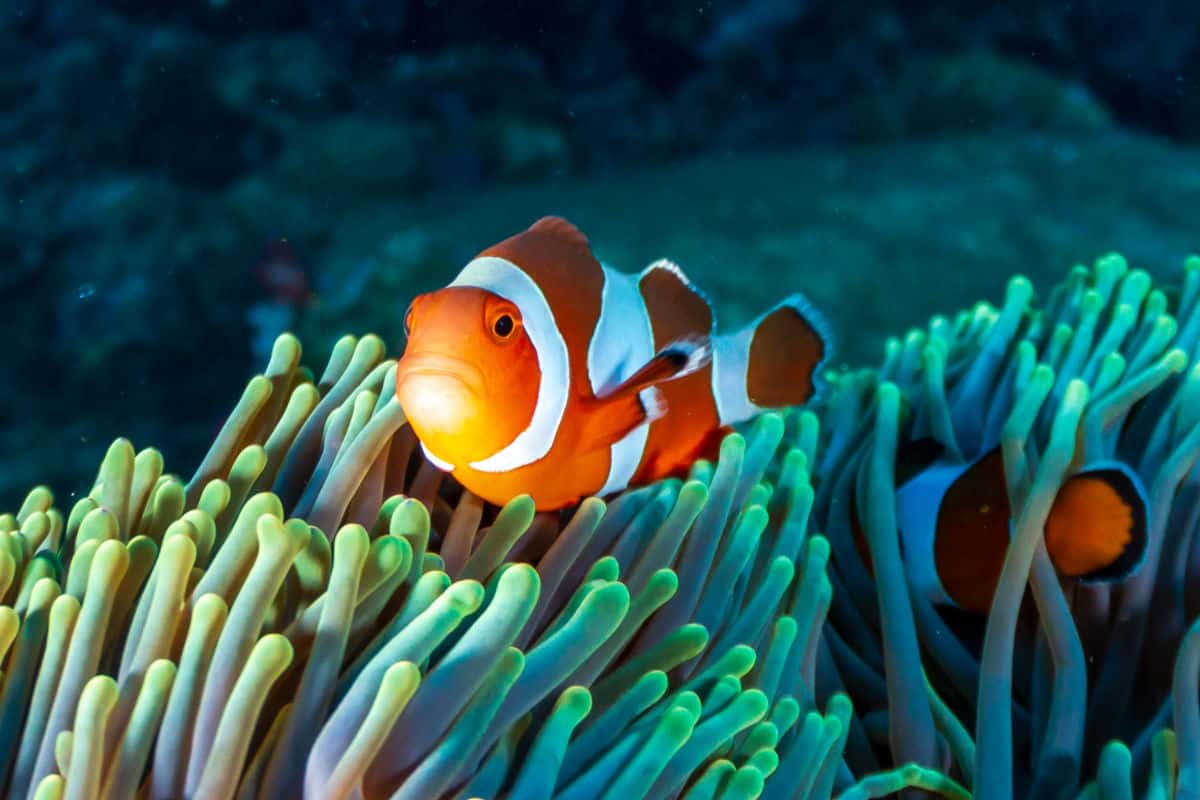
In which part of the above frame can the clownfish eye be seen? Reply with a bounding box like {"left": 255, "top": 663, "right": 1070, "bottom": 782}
{"left": 493, "top": 314, "right": 515, "bottom": 338}
{"left": 403, "top": 303, "right": 414, "bottom": 335}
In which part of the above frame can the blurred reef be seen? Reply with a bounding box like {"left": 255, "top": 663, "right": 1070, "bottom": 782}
{"left": 5, "top": 0, "right": 1200, "bottom": 502}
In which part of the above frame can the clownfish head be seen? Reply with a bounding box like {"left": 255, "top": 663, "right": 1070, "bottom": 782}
{"left": 395, "top": 284, "right": 542, "bottom": 471}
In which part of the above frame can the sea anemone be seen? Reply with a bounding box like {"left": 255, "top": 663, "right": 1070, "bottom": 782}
{"left": 815, "top": 252, "right": 1200, "bottom": 799}
{"left": 1, "top": 253, "right": 1199, "bottom": 799}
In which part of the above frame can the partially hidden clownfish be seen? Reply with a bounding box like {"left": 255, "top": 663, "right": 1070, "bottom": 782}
{"left": 394, "top": 216, "right": 832, "bottom": 510}
{"left": 851, "top": 438, "right": 1149, "bottom": 615}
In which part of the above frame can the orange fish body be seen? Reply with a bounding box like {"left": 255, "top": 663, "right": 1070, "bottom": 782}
{"left": 395, "top": 217, "right": 831, "bottom": 510}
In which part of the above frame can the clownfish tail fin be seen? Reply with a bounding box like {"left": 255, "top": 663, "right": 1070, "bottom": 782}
{"left": 1045, "top": 462, "right": 1149, "bottom": 583}
{"left": 714, "top": 293, "right": 833, "bottom": 425}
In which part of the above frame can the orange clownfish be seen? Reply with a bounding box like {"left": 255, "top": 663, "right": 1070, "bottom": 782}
{"left": 394, "top": 216, "right": 832, "bottom": 510}
{"left": 852, "top": 439, "right": 1149, "bottom": 614}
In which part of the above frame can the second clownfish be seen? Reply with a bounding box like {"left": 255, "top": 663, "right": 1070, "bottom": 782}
{"left": 851, "top": 438, "right": 1149, "bottom": 614}
{"left": 395, "top": 216, "right": 832, "bottom": 510}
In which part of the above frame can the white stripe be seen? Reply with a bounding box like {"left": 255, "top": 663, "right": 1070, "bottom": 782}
{"left": 712, "top": 324, "right": 761, "bottom": 426}
{"left": 894, "top": 461, "right": 960, "bottom": 607}
{"left": 450, "top": 256, "right": 570, "bottom": 472}
{"left": 589, "top": 265, "right": 655, "bottom": 495}
{"left": 421, "top": 441, "right": 455, "bottom": 472}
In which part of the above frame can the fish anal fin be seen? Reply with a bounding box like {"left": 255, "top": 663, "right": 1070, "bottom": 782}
{"left": 1046, "top": 463, "right": 1148, "bottom": 582}
{"left": 579, "top": 387, "right": 665, "bottom": 453}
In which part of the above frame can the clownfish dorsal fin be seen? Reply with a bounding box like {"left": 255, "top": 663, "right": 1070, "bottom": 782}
{"left": 1045, "top": 461, "right": 1149, "bottom": 583}
{"left": 528, "top": 216, "right": 592, "bottom": 256}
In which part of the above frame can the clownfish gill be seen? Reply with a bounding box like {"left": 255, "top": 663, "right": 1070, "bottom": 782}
{"left": 393, "top": 215, "right": 834, "bottom": 510}
{"left": 850, "top": 438, "right": 1150, "bottom": 615}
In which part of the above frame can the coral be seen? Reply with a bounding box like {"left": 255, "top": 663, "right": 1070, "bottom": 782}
{"left": 2, "top": 253, "right": 1200, "bottom": 798}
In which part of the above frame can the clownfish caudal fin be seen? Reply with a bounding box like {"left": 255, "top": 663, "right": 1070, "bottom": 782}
{"left": 713, "top": 294, "right": 832, "bottom": 425}
{"left": 1045, "top": 462, "right": 1149, "bottom": 583}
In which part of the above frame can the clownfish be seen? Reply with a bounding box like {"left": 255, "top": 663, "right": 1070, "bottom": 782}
{"left": 394, "top": 216, "right": 832, "bottom": 510}
{"left": 851, "top": 439, "right": 1149, "bottom": 614}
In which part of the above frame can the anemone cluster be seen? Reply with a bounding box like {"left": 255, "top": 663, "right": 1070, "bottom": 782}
{"left": 819, "top": 253, "right": 1200, "bottom": 799}
{"left": 1, "top": 253, "right": 1198, "bottom": 799}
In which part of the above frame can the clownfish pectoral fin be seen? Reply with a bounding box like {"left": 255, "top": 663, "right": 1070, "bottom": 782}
{"left": 580, "top": 336, "right": 710, "bottom": 453}
{"left": 1045, "top": 462, "right": 1149, "bottom": 583}
{"left": 595, "top": 336, "right": 712, "bottom": 400}
{"left": 579, "top": 386, "right": 666, "bottom": 453}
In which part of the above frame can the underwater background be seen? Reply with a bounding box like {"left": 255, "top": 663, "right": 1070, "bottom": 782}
{"left": 8, "top": 3, "right": 1200, "bottom": 800}
{"left": 5, "top": 0, "right": 1200, "bottom": 507}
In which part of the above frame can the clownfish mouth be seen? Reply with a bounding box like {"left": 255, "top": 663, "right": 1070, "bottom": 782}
{"left": 395, "top": 353, "right": 488, "bottom": 449}
{"left": 395, "top": 353, "right": 486, "bottom": 399}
